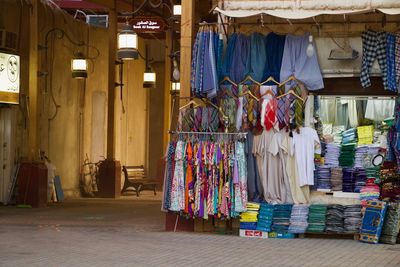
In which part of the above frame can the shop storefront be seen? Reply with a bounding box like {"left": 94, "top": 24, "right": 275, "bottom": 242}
{"left": 163, "top": 0, "right": 400, "bottom": 244}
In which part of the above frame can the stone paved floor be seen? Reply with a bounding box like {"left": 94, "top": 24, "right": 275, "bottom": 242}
{"left": 1, "top": 192, "right": 400, "bottom": 267}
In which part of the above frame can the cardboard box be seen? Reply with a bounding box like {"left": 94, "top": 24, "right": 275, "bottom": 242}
{"left": 239, "top": 229, "right": 268, "bottom": 238}
{"left": 268, "top": 232, "right": 296, "bottom": 239}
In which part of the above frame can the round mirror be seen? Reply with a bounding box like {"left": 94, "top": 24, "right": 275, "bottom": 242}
{"left": 372, "top": 154, "right": 384, "bottom": 167}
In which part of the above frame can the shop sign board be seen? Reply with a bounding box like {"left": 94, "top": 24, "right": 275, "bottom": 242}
{"left": 0, "top": 52, "right": 19, "bottom": 104}
{"left": 131, "top": 17, "right": 166, "bottom": 33}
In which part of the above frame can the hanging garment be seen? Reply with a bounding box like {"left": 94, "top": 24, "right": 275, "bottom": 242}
{"left": 169, "top": 140, "right": 186, "bottom": 211}
{"left": 246, "top": 132, "right": 263, "bottom": 202}
{"left": 281, "top": 134, "right": 310, "bottom": 204}
{"left": 365, "top": 99, "right": 395, "bottom": 121}
{"left": 246, "top": 32, "right": 267, "bottom": 82}
{"left": 230, "top": 34, "right": 250, "bottom": 83}
{"left": 221, "top": 33, "right": 237, "bottom": 79}
{"left": 269, "top": 130, "right": 294, "bottom": 204}
{"left": 304, "top": 94, "right": 314, "bottom": 128}
{"left": 386, "top": 33, "right": 397, "bottom": 92}
{"left": 395, "top": 33, "right": 400, "bottom": 93}
{"left": 162, "top": 141, "right": 176, "bottom": 211}
{"left": 234, "top": 141, "right": 248, "bottom": 213}
{"left": 360, "top": 30, "right": 387, "bottom": 90}
{"left": 264, "top": 32, "right": 286, "bottom": 83}
{"left": 280, "top": 33, "right": 324, "bottom": 90}
{"left": 220, "top": 86, "right": 238, "bottom": 132}
{"left": 260, "top": 85, "right": 277, "bottom": 131}
{"left": 293, "top": 127, "right": 321, "bottom": 186}
{"left": 177, "top": 107, "right": 195, "bottom": 132}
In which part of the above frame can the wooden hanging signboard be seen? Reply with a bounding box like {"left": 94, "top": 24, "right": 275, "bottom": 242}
{"left": 130, "top": 16, "right": 166, "bottom": 33}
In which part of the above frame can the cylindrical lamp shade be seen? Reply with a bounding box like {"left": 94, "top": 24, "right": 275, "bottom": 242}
{"left": 117, "top": 24, "right": 138, "bottom": 60}
{"left": 71, "top": 57, "right": 88, "bottom": 79}
{"left": 143, "top": 69, "right": 156, "bottom": 88}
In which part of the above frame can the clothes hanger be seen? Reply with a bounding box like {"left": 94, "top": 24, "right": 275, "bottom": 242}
{"left": 239, "top": 90, "right": 260, "bottom": 101}
{"left": 240, "top": 75, "right": 261, "bottom": 86}
{"left": 260, "top": 76, "right": 281, "bottom": 86}
{"left": 219, "top": 76, "right": 238, "bottom": 86}
{"left": 259, "top": 89, "right": 275, "bottom": 98}
{"left": 179, "top": 98, "right": 205, "bottom": 110}
{"left": 276, "top": 88, "right": 304, "bottom": 102}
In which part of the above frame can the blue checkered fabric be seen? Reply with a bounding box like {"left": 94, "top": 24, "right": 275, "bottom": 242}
{"left": 386, "top": 33, "right": 397, "bottom": 92}
{"left": 360, "top": 30, "right": 387, "bottom": 90}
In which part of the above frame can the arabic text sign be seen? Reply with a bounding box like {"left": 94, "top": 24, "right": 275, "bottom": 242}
{"left": 0, "top": 52, "right": 20, "bottom": 93}
{"left": 131, "top": 17, "right": 166, "bottom": 33}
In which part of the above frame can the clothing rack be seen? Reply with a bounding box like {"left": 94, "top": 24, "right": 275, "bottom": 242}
{"left": 169, "top": 131, "right": 247, "bottom": 136}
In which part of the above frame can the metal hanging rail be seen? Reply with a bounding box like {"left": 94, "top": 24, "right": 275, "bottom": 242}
{"left": 169, "top": 131, "right": 248, "bottom": 135}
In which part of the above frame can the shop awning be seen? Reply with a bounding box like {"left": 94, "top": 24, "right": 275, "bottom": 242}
{"left": 214, "top": 0, "right": 400, "bottom": 19}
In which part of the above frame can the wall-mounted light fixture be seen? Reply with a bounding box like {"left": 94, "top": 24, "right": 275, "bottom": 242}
{"left": 171, "top": 81, "right": 180, "bottom": 94}
{"left": 71, "top": 52, "right": 88, "bottom": 79}
{"left": 117, "top": 22, "right": 138, "bottom": 60}
{"left": 143, "top": 66, "right": 156, "bottom": 88}
{"left": 173, "top": 1, "right": 182, "bottom": 16}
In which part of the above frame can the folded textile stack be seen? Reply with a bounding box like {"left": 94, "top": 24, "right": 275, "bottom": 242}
{"left": 332, "top": 126, "right": 345, "bottom": 144}
{"left": 354, "top": 168, "right": 367, "bottom": 193}
{"left": 316, "top": 165, "right": 331, "bottom": 190}
{"left": 256, "top": 203, "right": 274, "bottom": 232}
{"left": 331, "top": 167, "right": 343, "bottom": 191}
{"left": 360, "top": 201, "right": 387, "bottom": 244}
{"left": 342, "top": 168, "right": 355, "bottom": 192}
{"left": 359, "top": 178, "right": 380, "bottom": 207}
{"left": 342, "top": 128, "right": 357, "bottom": 144}
{"left": 339, "top": 143, "right": 356, "bottom": 167}
{"left": 272, "top": 204, "right": 293, "bottom": 233}
{"left": 307, "top": 204, "right": 327, "bottom": 233}
{"left": 355, "top": 145, "right": 380, "bottom": 169}
{"left": 343, "top": 204, "right": 363, "bottom": 233}
{"left": 380, "top": 203, "right": 400, "bottom": 245}
{"left": 240, "top": 202, "right": 260, "bottom": 230}
{"left": 312, "top": 169, "right": 319, "bottom": 191}
{"left": 357, "top": 125, "right": 374, "bottom": 145}
{"left": 325, "top": 143, "right": 341, "bottom": 167}
{"left": 288, "top": 205, "right": 309, "bottom": 234}
{"left": 366, "top": 167, "right": 380, "bottom": 184}
{"left": 326, "top": 204, "right": 345, "bottom": 233}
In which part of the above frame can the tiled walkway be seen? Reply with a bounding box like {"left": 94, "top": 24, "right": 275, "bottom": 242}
{"left": 1, "top": 194, "right": 399, "bottom": 267}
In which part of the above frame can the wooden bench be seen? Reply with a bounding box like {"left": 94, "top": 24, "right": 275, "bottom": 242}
{"left": 121, "top": 165, "right": 157, "bottom": 196}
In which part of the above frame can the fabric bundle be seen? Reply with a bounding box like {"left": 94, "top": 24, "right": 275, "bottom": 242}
{"left": 332, "top": 126, "right": 345, "bottom": 144}
{"left": 272, "top": 204, "right": 293, "bottom": 233}
{"left": 326, "top": 204, "right": 345, "bottom": 233}
{"left": 360, "top": 201, "right": 388, "bottom": 244}
{"left": 330, "top": 167, "right": 343, "bottom": 191}
{"left": 256, "top": 203, "right": 274, "bottom": 232}
{"left": 354, "top": 168, "right": 367, "bottom": 193}
{"left": 324, "top": 143, "right": 341, "bottom": 166}
{"left": 380, "top": 203, "right": 400, "bottom": 245}
{"left": 354, "top": 146, "right": 369, "bottom": 168}
{"left": 342, "top": 168, "right": 355, "bottom": 192}
{"left": 316, "top": 165, "right": 331, "bottom": 190}
{"left": 343, "top": 204, "right": 363, "bottom": 233}
{"left": 288, "top": 204, "right": 309, "bottom": 234}
{"left": 240, "top": 202, "right": 260, "bottom": 230}
{"left": 339, "top": 143, "right": 356, "bottom": 167}
{"left": 307, "top": 204, "right": 327, "bottom": 232}
{"left": 357, "top": 125, "right": 374, "bottom": 145}
{"left": 359, "top": 178, "right": 380, "bottom": 207}
{"left": 366, "top": 167, "right": 380, "bottom": 184}
{"left": 342, "top": 128, "right": 357, "bottom": 144}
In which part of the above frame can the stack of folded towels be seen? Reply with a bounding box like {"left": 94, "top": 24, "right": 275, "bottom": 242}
{"left": 307, "top": 204, "right": 328, "bottom": 233}
{"left": 326, "top": 204, "right": 345, "bottom": 233}
{"left": 288, "top": 204, "right": 309, "bottom": 234}
{"left": 357, "top": 125, "right": 374, "bottom": 145}
{"left": 343, "top": 204, "right": 363, "bottom": 233}
{"left": 330, "top": 167, "right": 343, "bottom": 191}
{"left": 271, "top": 204, "right": 293, "bottom": 233}
{"left": 240, "top": 202, "right": 260, "bottom": 230}
{"left": 256, "top": 203, "right": 274, "bottom": 232}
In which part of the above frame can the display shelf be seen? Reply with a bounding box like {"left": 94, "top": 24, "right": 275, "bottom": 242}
{"left": 299, "top": 232, "right": 360, "bottom": 240}
{"left": 333, "top": 191, "right": 360, "bottom": 199}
